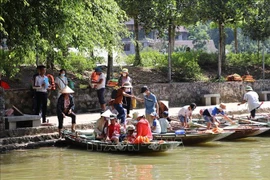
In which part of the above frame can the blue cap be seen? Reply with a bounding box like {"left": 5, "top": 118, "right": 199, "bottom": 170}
{"left": 95, "top": 67, "right": 102, "bottom": 72}
{"left": 163, "top": 111, "right": 169, "bottom": 116}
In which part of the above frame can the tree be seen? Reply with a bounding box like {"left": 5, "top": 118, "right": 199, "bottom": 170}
{"left": 196, "top": 0, "right": 251, "bottom": 78}
{"left": 0, "top": 0, "right": 127, "bottom": 76}
{"left": 242, "top": 0, "right": 270, "bottom": 55}
{"left": 116, "top": 0, "right": 146, "bottom": 66}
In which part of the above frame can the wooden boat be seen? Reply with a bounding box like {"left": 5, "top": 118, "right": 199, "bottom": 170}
{"left": 216, "top": 128, "right": 258, "bottom": 141}
{"left": 153, "top": 131, "right": 221, "bottom": 145}
{"left": 63, "top": 130, "right": 180, "bottom": 153}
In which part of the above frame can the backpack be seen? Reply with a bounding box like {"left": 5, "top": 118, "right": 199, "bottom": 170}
{"left": 68, "top": 78, "right": 75, "bottom": 90}
{"left": 111, "top": 89, "right": 118, "bottom": 99}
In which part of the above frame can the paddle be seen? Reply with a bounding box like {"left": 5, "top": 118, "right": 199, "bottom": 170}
{"left": 234, "top": 118, "right": 268, "bottom": 126}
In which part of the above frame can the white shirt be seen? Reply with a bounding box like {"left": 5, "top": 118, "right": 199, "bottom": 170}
{"left": 152, "top": 119, "right": 161, "bottom": 134}
{"left": 159, "top": 118, "right": 171, "bottom": 133}
{"left": 96, "top": 73, "right": 106, "bottom": 90}
{"left": 178, "top": 105, "right": 192, "bottom": 117}
{"left": 55, "top": 76, "right": 68, "bottom": 90}
{"left": 244, "top": 91, "right": 261, "bottom": 111}
{"left": 35, "top": 75, "right": 49, "bottom": 92}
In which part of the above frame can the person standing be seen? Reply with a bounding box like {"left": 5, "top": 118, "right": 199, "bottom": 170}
{"left": 113, "top": 82, "right": 141, "bottom": 126}
{"left": 55, "top": 69, "right": 68, "bottom": 98}
{"left": 238, "top": 86, "right": 263, "bottom": 119}
{"left": 57, "top": 86, "right": 76, "bottom": 136}
{"left": 92, "top": 67, "right": 106, "bottom": 112}
{"left": 34, "top": 65, "right": 50, "bottom": 123}
{"left": 140, "top": 86, "right": 159, "bottom": 125}
{"left": 118, "top": 68, "right": 132, "bottom": 118}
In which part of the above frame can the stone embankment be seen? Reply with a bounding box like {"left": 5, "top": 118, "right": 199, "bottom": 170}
{"left": 0, "top": 124, "right": 95, "bottom": 153}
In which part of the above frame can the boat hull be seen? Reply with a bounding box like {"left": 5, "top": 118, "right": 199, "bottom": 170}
{"left": 64, "top": 134, "right": 180, "bottom": 153}
{"left": 153, "top": 132, "right": 219, "bottom": 145}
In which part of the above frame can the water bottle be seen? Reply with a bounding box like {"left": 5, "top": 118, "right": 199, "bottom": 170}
{"left": 44, "top": 77, "right": 49, "bottom": 89}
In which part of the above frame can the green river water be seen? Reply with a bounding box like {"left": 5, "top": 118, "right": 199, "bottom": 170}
{"left": 0, "top": 137, "right": 270, "bottom": 180}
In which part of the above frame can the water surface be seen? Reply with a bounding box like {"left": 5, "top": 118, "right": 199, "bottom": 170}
{"left": 1, "top": 137, "right": 270, "bottom": 180}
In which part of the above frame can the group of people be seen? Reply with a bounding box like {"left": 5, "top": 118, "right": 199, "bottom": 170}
{"left": 32, "top": 65, "right": 76, "bottom": 136}
{"left": 32, "top": 65, "right": 263, "bottom": 137}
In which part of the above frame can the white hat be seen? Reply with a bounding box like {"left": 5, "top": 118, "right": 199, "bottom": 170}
{"left": 61, "top": 86, "right": 74, "bottom": 94}
{"left": 101, "top": 110, "right": 112, "bottom": 118}
{"left": 122, "top": 82, "right": 132, "bottom": 88}
{"left": 218, "top": 103, "right": 226, "bottom": 110}
{"left": 127, "top": 125, "right": 135, "bottom": 131}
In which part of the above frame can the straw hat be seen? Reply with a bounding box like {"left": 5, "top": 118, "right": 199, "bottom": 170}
{"left": 61, "top": 86, "right": 74, "bottom": 94}
{"left": 218, "top": 103, "right": 226, "bottom": 110}
{"left": 245, "top": 86, "right": 253, "bottom": 91}
{"left": 122, "top": 82, "right": 132, "bottom": 88}
{"left": 127, "top": 125, "right": 135, "bottom": 131}
{"left": 121, "top": 68, "right": 129, "bottom": 74}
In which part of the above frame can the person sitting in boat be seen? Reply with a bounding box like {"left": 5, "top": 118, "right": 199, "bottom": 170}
{"left": 106, "top": 114, "right": 121, "bottom": 143}
{"left": 159, "top": 111, "right": 171, "bottom": 134}
{"left": 151, "top": 112, "right": 161, "bottom": 134}
{"left": 57, "top": 86, "right": 76, "bottom": 137}
{"left": 178, "top": 103, "right": 197, "bottom": 128}
{"left": 124, "top": 125, "right": 136, "bottom": 143}
{"left": 202, "top": 103, "right": 234, "bottom": 129}
{"left": 134, "top": 113, "right": 152, "bottom": 144}
{"left": 94, "top": 110, "right": 112, "bottom": 139}
{"left": 238, "top": 86, "right": 263, "bottom": 119}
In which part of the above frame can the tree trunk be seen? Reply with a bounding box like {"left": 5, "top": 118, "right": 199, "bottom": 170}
{"left": 218, "top": 22, "right": 224, "bottom": 79}
{"left": 168, "top": 21, "right": 173, "bottom": 83}
{"left": 234, "top": 26, "right": 238, "bottom": 53}
{"left": 106, "top": 49, "right": 113, "bottom": 84}
{"left": 257, "top": 40, "right": 260, "bottom": 59}
{"left": 133, "top": 17, "right": 141, "bottom": 66}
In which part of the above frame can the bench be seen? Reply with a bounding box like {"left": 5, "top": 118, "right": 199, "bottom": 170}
{"left": 202, "top": 94, "right": 220, "bottom": 106}
{"left": 259, "top": 91, "right": 270, "bottom": 101}
{"left": 3, "top": 114, "right": 41, "bottom": 130}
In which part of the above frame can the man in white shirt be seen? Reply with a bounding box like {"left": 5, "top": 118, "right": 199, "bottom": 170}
{"left": 92, "top": 67, "right": 106, "bottom": 112}
{"left": 238, "top": 86, "right": 263, "bottom": 119}
{"left": 178, "top": 103, "right": 196, "bottom": 128}
{"left": 34, "top": 65, "right": 50, "bottom": 123}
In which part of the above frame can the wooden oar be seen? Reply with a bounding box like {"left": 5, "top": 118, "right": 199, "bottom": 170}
{"left": 234, "top": 118, "right": 268, "bottom": 126}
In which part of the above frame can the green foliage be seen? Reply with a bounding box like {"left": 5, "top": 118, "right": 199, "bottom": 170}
{"left": 242, "top": 0, "right": 270, "bottom": 42}
{"left": 0, "top": 50, "right": 20, "bottom": 77}
{"left": 226, "top": 53, "right": 270, "bottom": 67}
{"left": 171, "top": 52, "right": 202, "bottom": 81}
{"left": 197, "top": 52, "right": 218, "bottom": 66}
{"left": 124, "top": 48, "right": 167, "bottom": 67}
{"left": 55, "top": 52, "right": 95, "bottom": 74}
{"left": 0, "top": 0, "right": 128, "bottom": 69}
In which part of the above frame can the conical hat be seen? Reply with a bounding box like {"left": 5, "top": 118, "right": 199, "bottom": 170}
{"left": 61, "top": 86, "right": 74, "bottom": 94}
{"left": 101, "top": 109, "right": 112, "bottom": 118}
{"left": 159, "top": 100, "right": 169, "bottom": 109}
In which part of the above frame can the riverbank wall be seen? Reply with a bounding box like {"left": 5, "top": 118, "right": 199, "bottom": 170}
{"left": 0, "top": 124, "right": 94, "bottom": 153}
{"left": 3, "top": 80, "right": 270, "bottom": 116}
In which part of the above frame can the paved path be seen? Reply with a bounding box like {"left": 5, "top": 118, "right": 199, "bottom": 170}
{"left": 46, "top": 101, "right": 270, "bottom": 127}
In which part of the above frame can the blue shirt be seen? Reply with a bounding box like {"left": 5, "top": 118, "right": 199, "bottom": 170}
{"left": 144, "top": 93, "right": 157, "bottom": 114}
{"left": 211, "top": 107, "right": 225, "bottom": 116}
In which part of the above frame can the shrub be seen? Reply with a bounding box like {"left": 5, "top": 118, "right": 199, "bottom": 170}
{"left": 197, "top": 52, "right": 218, "bottom": 66}
{"left": 171, "top": 52, "right": 202, "bottom": 81}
